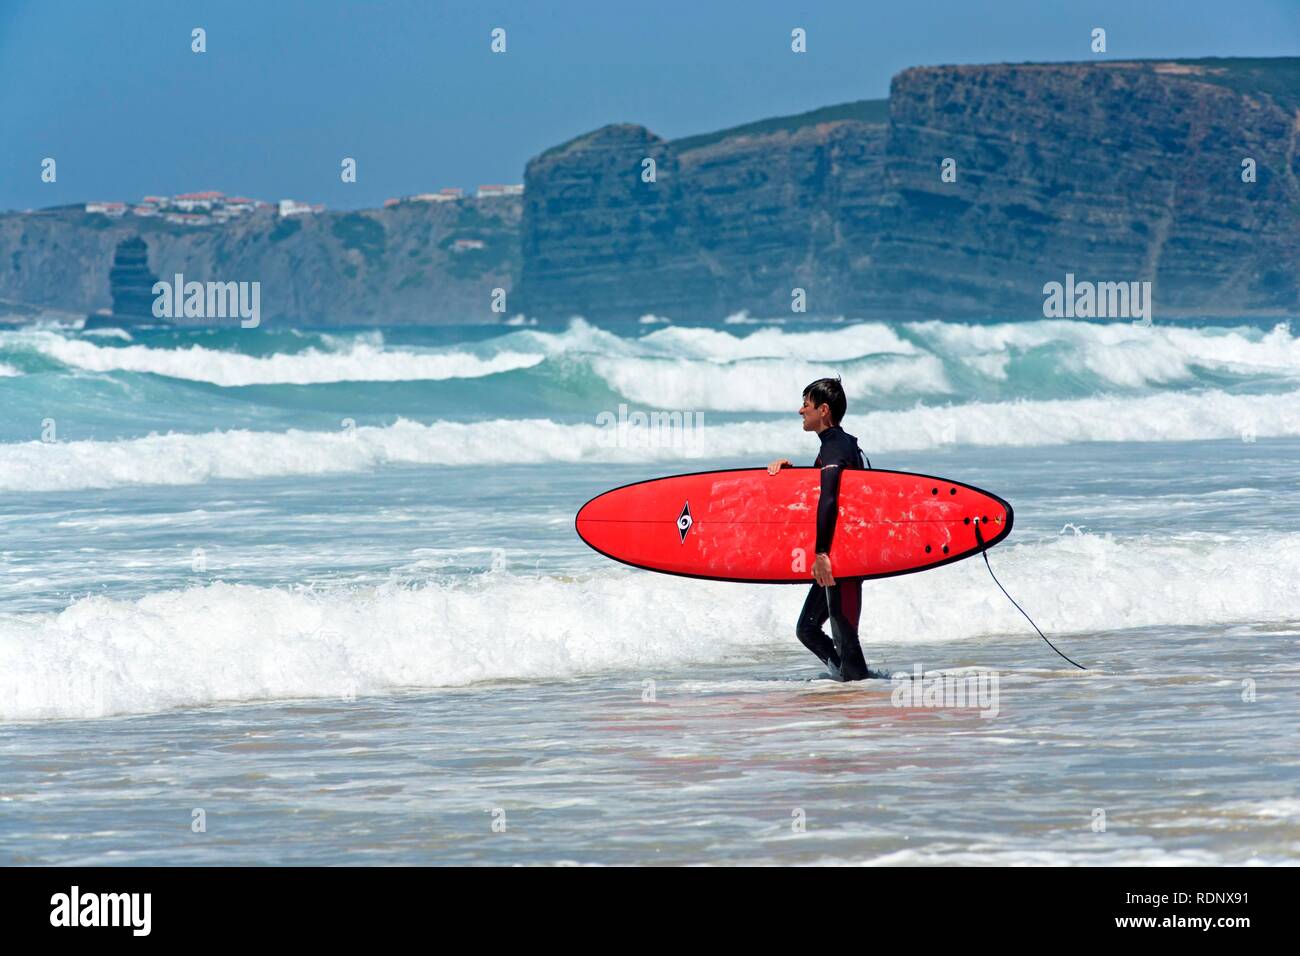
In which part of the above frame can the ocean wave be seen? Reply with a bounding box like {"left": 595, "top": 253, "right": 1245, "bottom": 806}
{"left": 4, "top": 529, "right": 1299, "bottom": 721}
{"left": 5, "top": 318, "right": 1298, "bottom": 404}
{"left": 0, "top": 573, "right": 778, "bottom": 721}
{"left": 514, "top": 317, "right": 1300, "bottom": 383}
{"left": 635, "top": 322, "right": 918, "bottom": 360}
{"left": 79, "top": 327, "right": 133, "bottom": 340}
{"left": 8, "top": 331, "right": 543, "bottom": 385}
{"left": 0, "top": 387, "right": 1295, "bottom": 492}
{"left": 501, "top": 316, "right": 917, "bottom": 362}
{"left": 906, "top": 319, "right": 1300, "bottom": 389}
{"left": 589, "top": 354, "right": 952, "bottom": 409}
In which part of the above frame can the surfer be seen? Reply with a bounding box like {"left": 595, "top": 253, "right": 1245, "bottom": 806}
{"left": 767, "top": 377, "right": 872, "bottom": 681}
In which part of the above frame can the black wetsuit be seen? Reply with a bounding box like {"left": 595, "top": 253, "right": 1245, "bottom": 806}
{"left": 795, "top": 425, "right": 872, "bottom": 680}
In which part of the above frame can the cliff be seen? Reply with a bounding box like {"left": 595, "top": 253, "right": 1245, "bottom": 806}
{"left": 863, "top": 58, "right": 1300, "bottom": 317}
{"left": 519, "top": 100, "right": 889, "bottom": 319}
{"left": 0, "top": 197, "right": 521, "bottom": 326}
{"left": 519, "top": 57, "right": 1300, "bottom": 320}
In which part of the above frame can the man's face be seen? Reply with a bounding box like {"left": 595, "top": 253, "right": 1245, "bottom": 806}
{"left": 799, "top": 394, "right": 828, "bottom": 431}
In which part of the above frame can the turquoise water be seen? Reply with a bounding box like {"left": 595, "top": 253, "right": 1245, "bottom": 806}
{"left": 1, "top": 314, "right": 1298, "bottom": 864}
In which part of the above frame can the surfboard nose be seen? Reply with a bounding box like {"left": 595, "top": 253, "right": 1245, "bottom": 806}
{"left": 960, "top": 490, "right": 1013, "bottom": 552}
{"left": 894, "top": 479, "right": 1012, "bottom": 565}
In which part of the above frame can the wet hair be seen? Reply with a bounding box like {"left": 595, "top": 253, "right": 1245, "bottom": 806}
{"left": 803, "top": 376, "right": 846, "bottom": 425}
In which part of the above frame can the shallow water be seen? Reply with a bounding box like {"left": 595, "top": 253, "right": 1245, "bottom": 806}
{"left": 3, "top": 625, "right": 1296, "bottom": 865}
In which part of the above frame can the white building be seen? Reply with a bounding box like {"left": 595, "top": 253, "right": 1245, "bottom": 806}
{"left": 410, "top": 188, "right": 463, "bottom": 203}
{"left": 85, "top": 201, "right": 126, "bottom": 217}
{"left": 173, "top": 191, "right": 224, "bottom": 212}
{"left": 278, "top": 199, "right": 319, "bottom": 218}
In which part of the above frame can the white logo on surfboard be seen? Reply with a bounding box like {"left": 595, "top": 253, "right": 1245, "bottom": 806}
{"left": 677, "top": 501, "right": 692, "bottom": 543}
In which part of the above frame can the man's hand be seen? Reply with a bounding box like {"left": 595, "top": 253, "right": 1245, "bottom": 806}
{"left": 812, "top": 553, "right": 835, "bottom": 586}
{"left": 767, "top": 458, "right": 793, "bottom": 475}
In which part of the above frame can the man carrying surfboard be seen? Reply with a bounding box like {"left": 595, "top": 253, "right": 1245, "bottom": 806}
{"left": 767, "top": 377, "right": 872, "bottom": 681}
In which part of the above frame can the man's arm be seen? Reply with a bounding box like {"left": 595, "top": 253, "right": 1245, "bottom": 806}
{"left": 812, "top": 463, "right": 843, "bottom": 586}
{"left": 815, "top": 462, "right": 844, "bottom": 556}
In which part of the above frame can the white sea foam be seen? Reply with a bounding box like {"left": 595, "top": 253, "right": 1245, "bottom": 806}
{"left": 502, "top": 316, "right": 917, "bottom": 363}
{"left": 1245, "top": 799, "right": 1300, "bottom": 819}
{"left": 318, "top": 328, "right": 384, "bottom": 350}
{"left": 79, "top": 327, "right": 133, "bottom": 340}
{"left": 7, "top": 318, "right": 1299, "bottom": 400}
{"left": 589, "top": 354, "right": 951, "bottom": 409}
{"left": 0, "top": 387, "right": 1294, "bottom": 492}
{"left": 908, "top": 319, "right": 1300, "bottom": 388}
{"left": 4, "top": 529, "right": 1299, "bottom": 721}
{"left": 483, "top": 318, "right": 948, "bottom": 409}
{"left": 519, "top": 317, "right": 1300, "bottom": 380}
{"left": 0, "top": 573, "right": 778, "bottom": 721}
{"left": 12, "top": 331, "right": 543, "bottom": 385}
{"left": 961, "top": 352, "right": 1011, "bottom": 380}
{"left": 635, "top": 322, "right": 918, "bottom": 360}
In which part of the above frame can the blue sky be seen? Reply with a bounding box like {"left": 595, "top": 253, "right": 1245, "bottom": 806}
{"left": 2, "top": 0, "right": 1297, "bottom": 211}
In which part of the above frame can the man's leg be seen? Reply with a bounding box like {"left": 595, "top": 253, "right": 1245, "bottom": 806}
{"left": 827, "top": 578, "right": 870, "bottom": 680}
{"left": 795, "top": 582, "right": 839, "bottom": 669}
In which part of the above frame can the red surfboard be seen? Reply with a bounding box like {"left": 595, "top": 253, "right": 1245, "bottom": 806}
{"left": 575, "top": 467, "right": 1013, "bottom": 583}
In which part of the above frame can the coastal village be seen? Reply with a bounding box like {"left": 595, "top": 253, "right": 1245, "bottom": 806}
{"left": 82, "top": 184, "right": 524, "bottom": 227}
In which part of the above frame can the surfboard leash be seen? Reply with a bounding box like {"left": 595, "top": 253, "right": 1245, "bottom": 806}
{"left": 973, "top": 518, "right": 1087, "bottom": 671}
